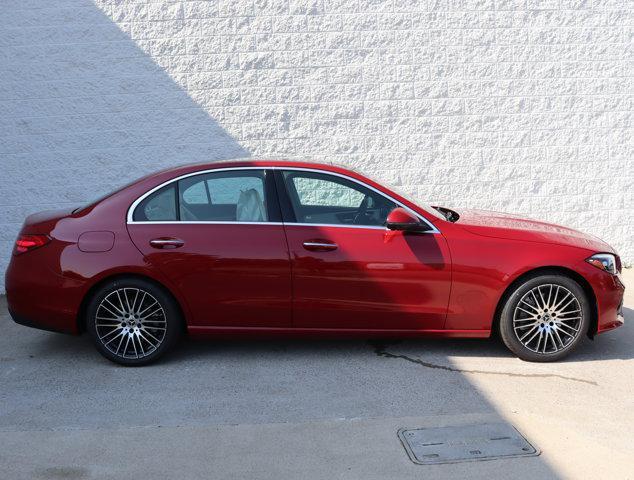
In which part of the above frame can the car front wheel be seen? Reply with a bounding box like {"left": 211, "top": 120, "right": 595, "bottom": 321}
{"left": 86, "top": 278, "right": 181, "bottom": 366}
{"left": 499, "top": 274, "right": 590, "bottom": 362}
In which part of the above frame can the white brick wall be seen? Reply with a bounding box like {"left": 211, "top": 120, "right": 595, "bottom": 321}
{"left": 1, "top": 0, "right": 632, "bottom": 291}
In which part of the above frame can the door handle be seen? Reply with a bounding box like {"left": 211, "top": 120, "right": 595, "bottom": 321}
{"left": 302, "top": 241, "right": 338, "bottom": 252}
{"left": 149, "top": 238, "right": 184, "bottom": 249}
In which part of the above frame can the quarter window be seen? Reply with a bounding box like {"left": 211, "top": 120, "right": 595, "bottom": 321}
{"left": 282, "top": 171, "right": 397, "bottom": 227}
{"left": 132, "top": 184, "right": 177, "bottom": 222}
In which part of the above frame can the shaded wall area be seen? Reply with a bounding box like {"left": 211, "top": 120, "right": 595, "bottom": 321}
{"left": 0, "top": 1, "right": 248, "bottom": 289}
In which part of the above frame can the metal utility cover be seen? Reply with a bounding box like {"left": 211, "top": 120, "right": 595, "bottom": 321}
{"left": 398, "top": 423, "right": 539, "bottom": 465}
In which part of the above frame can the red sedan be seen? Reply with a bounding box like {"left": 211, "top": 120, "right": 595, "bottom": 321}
{"left": 5, "top": 161, "right": 625, "bottom": 365}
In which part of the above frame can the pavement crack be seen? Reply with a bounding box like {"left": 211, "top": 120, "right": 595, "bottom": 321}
{"left": 370, "top": 341, "right": 598, "bottom": 386}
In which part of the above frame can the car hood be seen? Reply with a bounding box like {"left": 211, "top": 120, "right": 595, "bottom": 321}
{"left": 454, "top": 209, "right": 614, "bottom": 253}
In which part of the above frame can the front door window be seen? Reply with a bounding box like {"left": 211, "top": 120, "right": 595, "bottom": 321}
{"left": 282, "top": 171, "right": 397, "bottom": 227}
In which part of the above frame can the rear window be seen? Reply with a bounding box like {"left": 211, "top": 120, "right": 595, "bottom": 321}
{"left": 75, "top": 171, "right": 162, "bottom": 215}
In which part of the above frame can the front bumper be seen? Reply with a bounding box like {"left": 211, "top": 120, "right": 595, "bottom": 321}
{"left": 593, "top": 271, "right": 625, "bottom": 335}
{"left": 597, "top": 296, "right": 625, "bottom": 334}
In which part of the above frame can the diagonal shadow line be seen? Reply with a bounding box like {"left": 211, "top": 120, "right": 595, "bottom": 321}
{"left": 0, "top": 2, "right": 250, "bottom": 291}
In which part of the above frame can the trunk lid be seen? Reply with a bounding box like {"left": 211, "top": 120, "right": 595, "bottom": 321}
{"left": 21, "top": 207, "right": 76, "bottom": 233}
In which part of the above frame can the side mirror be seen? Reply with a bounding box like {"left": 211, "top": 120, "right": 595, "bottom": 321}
{"left": 386, "top": 207, "right": 431, "bottom": 233}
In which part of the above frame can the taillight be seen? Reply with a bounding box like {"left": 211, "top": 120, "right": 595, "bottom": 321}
{"left": 14, "top": 234, "right": 50, "bottom": 255}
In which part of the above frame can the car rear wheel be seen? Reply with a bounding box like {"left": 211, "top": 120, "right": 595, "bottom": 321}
{"left": 86, "top": 278, "right": 181, "bottom": 366}
{"left": 499, "top": 274, "right": 590, "bottom": 362}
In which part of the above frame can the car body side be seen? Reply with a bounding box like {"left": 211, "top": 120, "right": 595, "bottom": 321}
{"left": 4, "top": 161, "right": 624, "bottom": 337}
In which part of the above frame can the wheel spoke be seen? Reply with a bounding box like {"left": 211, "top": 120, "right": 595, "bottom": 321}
{"left": 135, "top": 291, "right": 147, "bottom": 314}
{"left": 551, "top": 285, "right": 560, "bottom": 309}
{"left": 530, "top": 291, "right": 543, "bottom": 310}
{"left": 122, "top": 335, "right": 131, "bottom": 357}
{"left": 558, "top": 322, "right": 579, "bottom": 334}
{"left": 115, "top": 290, "right": 127, "bottom": 313}
{"left": 123, "top": 289, "right": 133, "bottom": 313}
{"left": 516, "top": 306, "right": 538, "bottom": 318}
{"left": 103, "top": 330, "right": 124, "bottom": 346}
{"left": 545, "top": 284, "right": 553, "bottom": 309}
{"left": 130, "top": 289, "right": 140, "bottom": 313}
{"left": 137, "top": 333, "right": 147, "bottom": 355}
{"left": 537, "top": 286, "right": 547, "bottom": 311}
{"left": 535, "top": 331, "right": 543, "bottom": 352}
{"left": 99, "top": 327, "right": 121, "bottom": 341}
{"left": 138, "top": 300, "right": 159, "bottom": 317}
{"left": 142, "top": 329, "right": 162, "bottom": 346}
{"left": 100, "top": 303, "right": 122, "bottom": 319}
{"left": 141, "top": 307, "right": 163, "bottom": 320}
{"left": 548, "top": 330, "right": 558, "bottom": 352}
{"left": 515, "top": 323, "right": 536, "bottom": 331}
{"left": 551, "top": 292, "right": 572, "bottom": 312}
{"left": 553, "top": 328, "right": 565, "bottom": 348}
{"left": 520, "top": 326, "right": 538, "bottom": 342}
{"left": 115, "top": 333, "right": 126, "bottom": 355}
{"left": 519, "top": 299, "right": 540, "bottom": 313}
{"left": 131, "top": 334, "right": 139, "bottom": 358}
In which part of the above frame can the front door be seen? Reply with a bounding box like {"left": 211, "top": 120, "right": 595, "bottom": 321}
{"left": 277, "top": 169, "right": 451, "bottom": 330}
{"left": 127, "top": 168, "right": 291, "bottom": 328}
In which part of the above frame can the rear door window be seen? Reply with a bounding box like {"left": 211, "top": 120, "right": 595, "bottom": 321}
{"left": 178, "top": 170, "right": 268, "bottom": 222}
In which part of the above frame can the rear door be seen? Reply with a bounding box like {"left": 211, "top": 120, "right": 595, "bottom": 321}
{"left": 276, "top": 169, "right": 451, "bottom": 331}
{"left": 127, "top": 168, "right": 292, "bottom": 328}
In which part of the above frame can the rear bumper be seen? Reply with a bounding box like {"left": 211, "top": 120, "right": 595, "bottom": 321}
{"left": 5, "top": 249, "right": 82, "bottom": 335}
{"left": 8, "top": 308, "right": 72, "bottom": 334}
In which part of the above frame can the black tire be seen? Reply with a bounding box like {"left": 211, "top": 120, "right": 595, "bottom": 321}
{"left": 499, "top": 274, "right": 590, "bottom": 362}
{"left": 86, "top": 277, "right": 182, "bottom": 366}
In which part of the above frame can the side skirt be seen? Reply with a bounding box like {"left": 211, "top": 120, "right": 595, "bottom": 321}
{"left": 187, "top": 326, "right": 491, "bottom": 339}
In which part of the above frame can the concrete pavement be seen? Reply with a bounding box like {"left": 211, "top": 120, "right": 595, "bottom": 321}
{"left": 1, "top": 271, "right": 632, "bottom": 479}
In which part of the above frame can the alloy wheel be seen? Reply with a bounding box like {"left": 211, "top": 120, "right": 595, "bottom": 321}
{"left": 94, "top": 288, "right": 167, "bottom": 360}
{"left": 513, "top": 283, "right": 583, "bottom": 354}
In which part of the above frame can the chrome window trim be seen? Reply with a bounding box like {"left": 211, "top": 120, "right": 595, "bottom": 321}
{"left": 129, "top": 221, "right": 285, "bottom": 225}
{"left": 126, "top": 166, "right": 441, "bottom": 234}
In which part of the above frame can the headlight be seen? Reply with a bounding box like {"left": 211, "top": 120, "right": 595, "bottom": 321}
{"left": 586, "top": 253, "right": 618, "bottom": 274}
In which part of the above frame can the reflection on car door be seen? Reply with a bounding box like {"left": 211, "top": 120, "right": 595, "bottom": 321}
{"left": 127, "top": 168, "right": 292, "bottom": 329}
{"left": 276, "top": 169, "right": 451, "bottom": 331}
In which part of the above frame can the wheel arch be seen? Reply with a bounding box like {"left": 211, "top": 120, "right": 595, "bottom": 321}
{"left": 76, "top": 273, "right": 188, "bottom": 334}
{"left": 492, "top": 266, "right": 598, "bottom": 338}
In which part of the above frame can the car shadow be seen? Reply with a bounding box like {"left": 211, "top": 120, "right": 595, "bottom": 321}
{"left": 162, "top": 307, "right": 634, "bottom": 364}
{"left": 21, "top": 305, "right": 633, "bottom": 365}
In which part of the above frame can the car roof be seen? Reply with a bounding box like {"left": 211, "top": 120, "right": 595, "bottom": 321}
{"left": 88, "top": 158, "right": 442, "bottom": 228}
{"left": 154, "top": 158, "right": 349, "bottom": 174}
{"left": 141, "top": 158, "right": 370, "bottom": 185}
